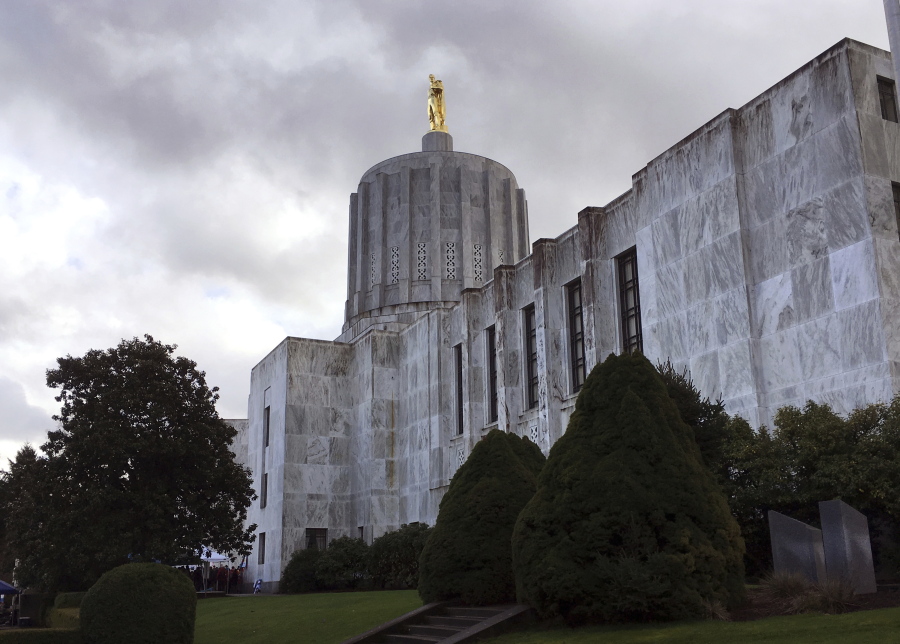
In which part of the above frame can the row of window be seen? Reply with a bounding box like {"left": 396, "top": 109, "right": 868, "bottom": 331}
{"left": 454, "top": 247, "right": 642, "bottom": 435}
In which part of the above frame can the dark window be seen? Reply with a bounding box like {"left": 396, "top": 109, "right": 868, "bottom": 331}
{"left": 455, "top": 344, "right": 464, "bottom": 436}
{"left": 879, "top": 77, "right": 899, "bottom": 123}
{"left": 306, "top": 528, "right": 327, "bottom": 550}
{"left": 263, "top": 406, "right": 270, "bottom": 448}
{"left": 893, "top": 183, "right": 900, "bottom": 240}
{"left": 617, "top": 248, "right": 643, "bottom": 354}
{"left": 524, "top": 305, "right": 538, "bottom": 409}
{"left": 358, "top": 526, "right": 365, "bottom": 541}
{"left": 257, "top": 532, "right": 266, "bottom": 565}
{"left": 567, "top": 280, "right": 586, "bottom": 392}
{"left": 486, "top": 326, "right": 498, "bottom": 423}
{"left": 260, "top": 472, "right": 267, "bottom": 509}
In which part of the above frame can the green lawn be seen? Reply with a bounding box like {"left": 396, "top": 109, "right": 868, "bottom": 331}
{"left": 480, "top": 607, "right": 900, "bottom": 644}
{"left": 193, "top": 590, "right": 422, "bottom": 644}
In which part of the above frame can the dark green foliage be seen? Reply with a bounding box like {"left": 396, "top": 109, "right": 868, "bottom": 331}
{"left": 656, "top": 360, "right": 729, "bottom": 479}
{"left": 315, "top": 537, "right": 369, "bottom": 590}
{"left": 721, "top": 399, "right": 900, "bottom": 578}
{"left": 0, "top": 336, "right": 256, "bottom": 591}
{"left": 368, "top": 523, "right": 432, "bottom": 589}
{"left": 53, "top": 593, "right": 86, "bottom": 609}
{"left": 80, "top": 563, "right": 196, "bottom": 644}
{"left": 512, "top": 353, "right": 745, "bottom": 624}
{"left": 418, "top": 429, "right": 546, "bottom": 605}
{"left": 280, "top": 548, "right": 322, "bottom": 593}
{"left": 0, "top": 630, "right": 82, "bottom": 643}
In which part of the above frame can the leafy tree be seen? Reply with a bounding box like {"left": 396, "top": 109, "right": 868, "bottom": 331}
{"left": 367, "top": 522, "right": 432, "bottom": 589}
{"left": 1, "top": 335, "right": 256, "bottom": 591}
{"left": 418, "top": 429, "right": 546, "bottom": 605}
{"left": 512, "top": 353, "right": 745, "bottom": 624}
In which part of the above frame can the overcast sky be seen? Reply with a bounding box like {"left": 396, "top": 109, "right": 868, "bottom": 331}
{"left": 0, "top": 0, "right": 890, "bottom": 467}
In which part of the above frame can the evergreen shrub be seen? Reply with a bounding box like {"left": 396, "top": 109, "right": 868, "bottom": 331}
{"left": 314, "top": 536, "right": 369, "bottom": 590}
{"left": 512, "top": 352, "right": 745, "bottom": 624}
{"left": 368, "top": 523, "right": 432, "bottom": 589}
{"left": 419, "top": 429, "right": 546, "bottom": 605}
{"left": 52, "top": 592, "right": 86, "bottom": 609}
{"left": 280, "top": 548, "right": 322, "bottom": 594}
{"left": 80, "top": 562, "right": 196, "bottom": 644}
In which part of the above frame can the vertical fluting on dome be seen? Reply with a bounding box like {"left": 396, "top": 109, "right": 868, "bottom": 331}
{"left": 342, "top": 150, "right": 529, "bottom": 340}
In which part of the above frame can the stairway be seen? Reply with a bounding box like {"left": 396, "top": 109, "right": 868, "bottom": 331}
{"left": 341, "top": 602, "right": 532, "bottom": 644}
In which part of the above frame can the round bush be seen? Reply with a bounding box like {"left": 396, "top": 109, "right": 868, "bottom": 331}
{"left": 512, "top": 353, "right": 745, "bottom": 624}
{"left": 368, "top": 522, "right": 432, "bottom": 589}
{"left": 419, "top": 429, "right": 546, "bottom": 605}
{"left": 280, "top": 548, "right": 322, "bottom": 593}
{"left": 80, "top": 563, "right": 196, "bottom": 644}
{"left": 315, "top": 536, "right": 369, "bottom": 590}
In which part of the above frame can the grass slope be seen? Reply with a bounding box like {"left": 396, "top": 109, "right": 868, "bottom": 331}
{"left": 481, "top": 607, "right": 900, "bottom": 644}
{"left": 193, "top": 590, "right": 421, "bottom": 644}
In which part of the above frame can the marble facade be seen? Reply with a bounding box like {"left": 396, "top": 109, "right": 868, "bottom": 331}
{"left": 232, "top": 39, "right": 900, "bottom": 591}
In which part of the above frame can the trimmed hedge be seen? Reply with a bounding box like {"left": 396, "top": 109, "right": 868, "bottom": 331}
{"left": 368, "top": 523, "right": 431, "bottom": 589}
{"left": 314, "top": 537, "right": 368, "bottom": 590}
{"left": 419, "top": 429, "right": 546, "bottom": 605}
{"left": 280, "top": 548, "right": 322, "bottom": 594}
{"left": 512, "top": 353, "right": 745, "bottom": 624}
{"left": 80, "top": 563, "right": 196, "bottom": 644}
{"left": 0, "top": 631, "right": 81, "bottom": 643}
{"left": 52, "top": 594, "right": 85, "bottom": 610}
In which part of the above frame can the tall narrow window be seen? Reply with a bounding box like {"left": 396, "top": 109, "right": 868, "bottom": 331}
{"left": 617, "top": 248, "right": 643, "bottom": 353}
{"left": 257, "top": 532, "right": 266, "bottom": 565}
{"left": 306, "top": 528, "right": 327, "bottom": 550}
{"left": 263, "top": 405, "right": 270, "bottom": 448}
{"left": 524, "top": 305, "right": 538, "bottom": 409}
{"left": 260, "top": 472, "right": 268, "bottom": 509}
{"left": 879, "top": 77, "right": 899, "bottom": 123}
{"left": 455, "top": 344, "right": 464, "bottom": 435}
{"left": 567, "top": 279, "right": 586, "bottom": 392}
{"left": 893, "top": 183, "right": 900, "bottom": 240}
{"left": 486, "top": 326, "right": 498, "bottom": 423}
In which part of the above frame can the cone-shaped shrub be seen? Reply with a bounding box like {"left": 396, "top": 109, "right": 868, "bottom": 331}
{"left": 418, "top": 429, "right": 545, "bottom": 605}
{"left": 512, "top": 353, "right": 745, "bottom": 624}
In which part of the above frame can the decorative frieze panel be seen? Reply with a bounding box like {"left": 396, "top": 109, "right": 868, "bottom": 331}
{"left": 417, "top": 243, "right": 428, "bottom": 280}
{"left": 457, "top": 446, "right": 465, "bottom": 469}
{"left": 370, "top": 253, "right": 376, "bottom": 287}
{"left": 390, "top": 246, "right": 400, "bottom": 284}
{"left": 498, "top": 250, "right": 505, "bottom": 264}
{"left": 529, "top": 419, "right": 539, "bottom": 444}
{"left": 446, "top": 242, "right": 456, "bottom": 280}
{"left": 473, "top": 243, "right": 483, "bottom": 283}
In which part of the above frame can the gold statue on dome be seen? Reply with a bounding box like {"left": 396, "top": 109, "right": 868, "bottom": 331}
{"left": 428, "top": 74, "right": 448, "bottom": 132}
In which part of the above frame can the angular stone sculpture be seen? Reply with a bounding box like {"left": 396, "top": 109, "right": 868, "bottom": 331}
{"left": 819, "top": 500, "right": 877, "bottom": 594}
{"left": 768, "top": 510, "right": 826, "bottom": 583}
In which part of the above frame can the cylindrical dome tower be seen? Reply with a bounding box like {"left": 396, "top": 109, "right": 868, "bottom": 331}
{"left": 339, "top": 130, "right": 530, "bottom": 341}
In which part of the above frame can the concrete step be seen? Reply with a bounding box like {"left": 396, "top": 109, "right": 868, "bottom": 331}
{"left": 383, "top": 633, "right": 443, "bottom": 644}
{"left": 406, "top": 624, "right": 465, "bottom": 638}
{"left": 422, "top": 615, "right": 482, "bottom": 628}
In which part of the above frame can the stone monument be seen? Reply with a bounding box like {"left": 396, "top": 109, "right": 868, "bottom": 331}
{"left": 768, "top": 510, "right": 827, "bottom": 583}
{"left": 819, "top": 500, "right": 877, "bottom": 594}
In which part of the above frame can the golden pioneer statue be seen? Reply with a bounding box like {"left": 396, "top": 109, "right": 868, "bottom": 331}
{"left": 428, "top": 74, "right": 448, "bottom": 132}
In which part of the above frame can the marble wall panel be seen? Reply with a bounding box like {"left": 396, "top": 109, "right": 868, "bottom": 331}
{"left": 810, "top": 52, "right": 853, "bottom": 128}
{"left": 738, "top": 98, "right": 775, "bottom": 171}
{"left": 759, "top": 327, "right": 801, "bottom": 391}
{"left": 655, "top": 260, "right": 686, "bottom": 318}
{"left": 819, "top": 499, "right": 877, "bottom": 594}
{"left": 885, "top": 125, "right": 900, "bottom": 181}
{"left": 710, "top": 232, "right": 744, "bottom": 296}
{"left": 866, "top": 175, "right": 897, "bottom": 241}
{"left": 858, "top": 113, "right": 889, "bottom": 179}
{"left": 791, "top": 256, "right": 833, "bottom": 323}
{"left": 684, "top": 247, "right": 712, "bottom": 305}
{"left": 848, "top": 47, "right": 879, "bottom": 117}
{"left": 753, "top": 273, "right": 794, "bottom": 338}
{"left": 687, "top": 300, "right": 716, "bottom": 355}
{"left": 640, "top": 276, "right": 658, "bottom": 328}
{"left": 635, "top": 225, "right": 655, "bottom": 281}
{"left": 816, "top": 117, "right": 864, "bottom": 190}
{"left": 715, "top": 288, "right": 751, "bottom": 347}
{"left": 690, "top": 350, "right": 721, "bottom": 400}
{"left": 796, "top": 315, "right": 843, "bottom": 382}
{"left": 781, "top": 138, "right": 820, "bottom": 214}
{"left": 744, "top": 156, "right": 782, "bottom": 228}
{"left": 748, "top": 216, "right": 790, "bottom": 284}
{"left": 822, "top": 178, "right": 869, "bottom": 252}
{"left": 770, "top": 71, "right": 812, "bottom": 154}
{"left": 651, "top": 208, "right": 682, "bottom": 268}
{"left": 786, "top": 198, "right": 828, "bottom": 267}
{"left": 656, "top": 312, "right": 688, "bottom": 360}
{"left": 874, "top": 236, "right": 900, "bottom": 302}
{"left": 838, "top": 300, "right": 885, "bottom": 371}
{"left": 880, "top": 298, "right": 900, "bottom": 367}
{"left": 769, "top": 510, "right": 827, "bottom": 584}
{"left": 719, "top": 339, "right": 757, "bottom": 404}
{"left": 830, "top": 240, "right": 878, "bottom": 310}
